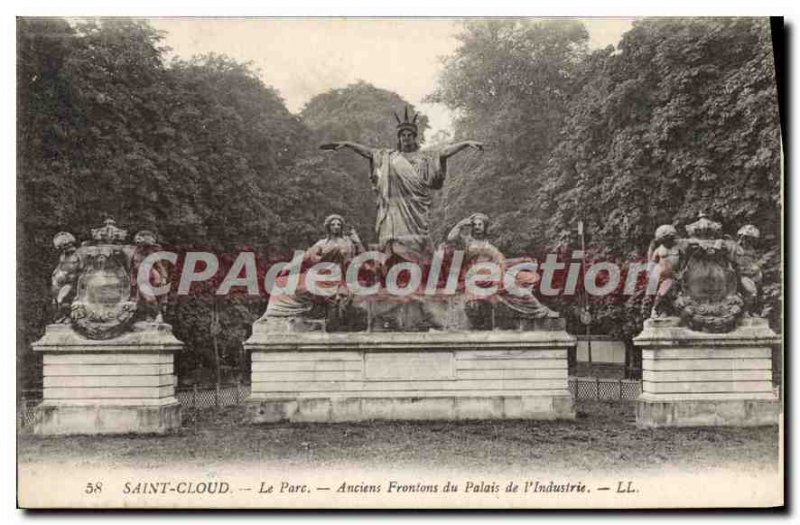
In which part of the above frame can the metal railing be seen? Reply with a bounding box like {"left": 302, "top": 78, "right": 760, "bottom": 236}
{"left": 17, "top": 383, "right": 251, "bottom": 429}
{"left": 176, "top": 382, "right": 251, "bottom": 408}
{"left": 568, "top": 377, "right": 642, "bottom": 400}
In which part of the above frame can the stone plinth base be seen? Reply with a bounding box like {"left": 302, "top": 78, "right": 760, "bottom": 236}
{"left": 634, "top": 317, "right": 781, "bottom": 428}
{"left": 636, "top": 396, "right": 780, "bottom": 428}
{"left": 33, "top": 400, "right": 181, "bottom": 435}
{"left": 244, "top": 323, "right": 576, "bottom": 423}
{"left": 247, "top": 394, "right": 574, "bottom": 423}
{"left": 31, "top": 322, "right": 183, "bottom": 435}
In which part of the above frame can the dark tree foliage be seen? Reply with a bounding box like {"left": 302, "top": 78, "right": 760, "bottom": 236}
{"left": 428, "top": 19, "right": 590, "bottom": 252}
{"left": 18, "top": 19, "right": 361, "bottom": 387}
{"left": 18, "top": 18, "right": 79, "bottom": 389}
{"left": 431, "top": 17, "right": 781, "bottom": 374}
{"left": 536, "top": 18, "right": 782, "bottom": 340}
{"left": 540, "top": 18, "right": 780, "bottom": 250}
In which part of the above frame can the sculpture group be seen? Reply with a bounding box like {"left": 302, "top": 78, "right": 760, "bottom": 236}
{"left": 261, "top": 108, "right": 556, "bottom": 333}
{"left": 51, "top": 218, "right": 170, "bottom": 338}
{"left": 638, "top": 213, "right": 778, "bottom": 427}
{"left": 647, "top": 213, "right": 767, "bottom": 332}
{"left": 36, "top": 218, "right": 183, "bottom": 435}
{"left": 34, "top": 107, "right": 780, "bottom": 432}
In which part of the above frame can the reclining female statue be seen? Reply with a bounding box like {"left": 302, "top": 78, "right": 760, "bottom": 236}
{"left": 444, "top": 213, "right": 558, "bottom": 328}
{"left": 264, "top": 214, "right": 365, "bottom": 330}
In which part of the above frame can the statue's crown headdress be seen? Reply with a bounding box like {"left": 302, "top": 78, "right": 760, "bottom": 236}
{"left": 394, "top": 106, "right": 418, "bottom": 135}
{"left": 91, "top": 218, "right": 127, "bottom": 244}
{"left": 685, "top": 212, "right": 721, "bottom": 239}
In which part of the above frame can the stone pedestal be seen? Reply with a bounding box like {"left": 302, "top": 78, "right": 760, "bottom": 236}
{"left": 32, "top": 322, "right": 182, "bottom": 435}
{"left": 634, "top": 317, "right": 781, "bottom": 428}
{"left": 244, "top": 319, "right": 575, "bottom": 423}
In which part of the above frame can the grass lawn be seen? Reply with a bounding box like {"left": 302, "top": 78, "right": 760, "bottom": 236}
{"left": 17, "top": 401, "right": 780, "bottom": 475}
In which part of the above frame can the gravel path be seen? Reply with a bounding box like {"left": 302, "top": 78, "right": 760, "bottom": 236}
{"left": 18, "top": 401, "right": 780, "bottom": 474}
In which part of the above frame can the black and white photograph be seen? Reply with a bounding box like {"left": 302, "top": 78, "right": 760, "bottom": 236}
{"left": 14, "top": 13, "right": 784, "bottom": 509}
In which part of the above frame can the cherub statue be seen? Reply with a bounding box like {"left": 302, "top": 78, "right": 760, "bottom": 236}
{"left": 733, "top": 224, "right": 763, "bottom": 316}
{"left": 131, "top": 230, "right": 170, "bottom": 322}
{"left": 647, "top": 224, "right": 681, "bottom": 318}
{"left": 51, "top": 232, "right": 82, "bottom": 323}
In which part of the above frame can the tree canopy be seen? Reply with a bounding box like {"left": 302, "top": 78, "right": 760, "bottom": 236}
{"left": 431, "top": 18, "right": 781, "bottom": 357}
{"left": 17, "top": 20, "right": 426, "bottom": 387}
{"left": 538, "top": 18, "right": 780, "bottom": 252}
{"left": 428, "top": 19, "right": 591, "bottom": 252}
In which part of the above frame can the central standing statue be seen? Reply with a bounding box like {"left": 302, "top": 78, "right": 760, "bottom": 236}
{"left": 322, "top": 107, "right": 483, "bottom": 263}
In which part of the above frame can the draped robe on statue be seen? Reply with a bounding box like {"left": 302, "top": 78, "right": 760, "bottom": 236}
{"left": 265, "top": 236, "right": 360, "bottom": 318}
{"left": 370, "top": 149, "right": 445, "bottom": 262}
{"left": 452, "top": 232, "right": 557, "bottom": 320}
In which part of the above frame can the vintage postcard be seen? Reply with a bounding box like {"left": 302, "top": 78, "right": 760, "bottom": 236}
{"left": 16, "top": 16, "right": 784, "bottom": 509}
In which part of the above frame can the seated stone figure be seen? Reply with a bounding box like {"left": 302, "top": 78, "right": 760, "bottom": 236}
{"left": 444, "top": 213, "right": 558, "bottom": 329}
{"left": 263, "top": 214, "right": 365, "bottom": 331}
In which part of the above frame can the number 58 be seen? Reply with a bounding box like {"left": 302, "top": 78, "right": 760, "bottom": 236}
{"left": 85, "top": 482, "right": 103, "bottom": 494}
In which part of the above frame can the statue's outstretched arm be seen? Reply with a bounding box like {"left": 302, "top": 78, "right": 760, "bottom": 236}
{"left": 320, "top": 141, "right": 374, "bottom": 160}
{"left": 440, "top": 140, "right": 484, "bottom": 160}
